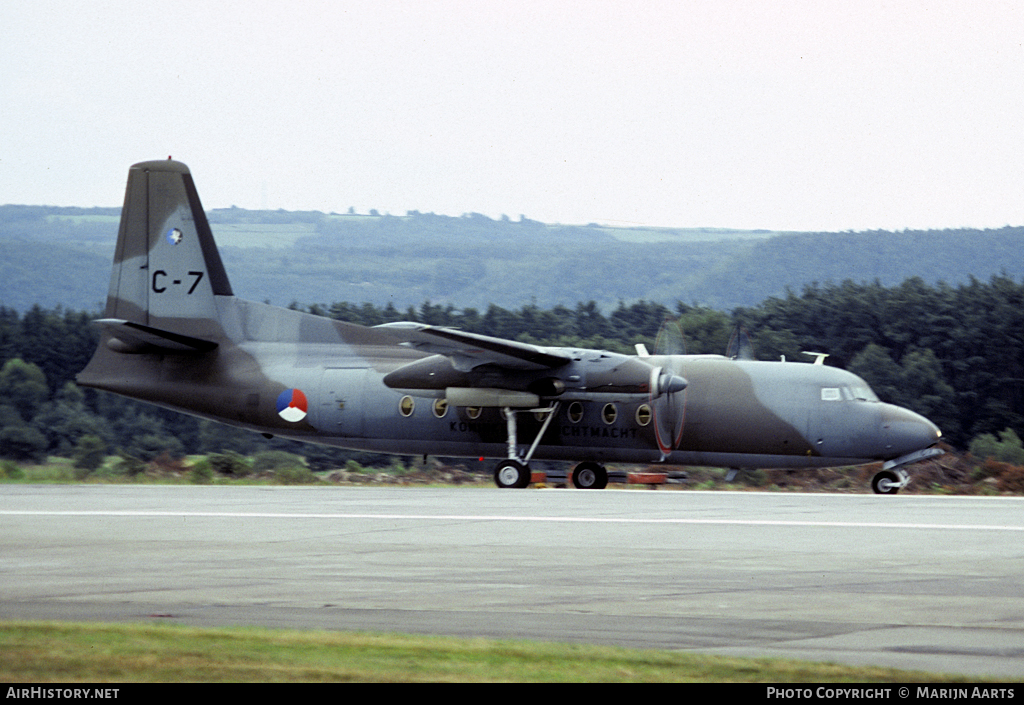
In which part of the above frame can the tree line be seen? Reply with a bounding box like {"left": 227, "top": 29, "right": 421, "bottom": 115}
{"left": 2, "top": 274, "right": 1022, "bottom": 464}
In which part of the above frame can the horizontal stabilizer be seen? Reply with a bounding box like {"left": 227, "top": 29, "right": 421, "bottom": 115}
{"left": 374, "top": 322, "right": 571, "bottom": 371}
{"left": 95, "top": 318, "right": 219, "bottom": 353}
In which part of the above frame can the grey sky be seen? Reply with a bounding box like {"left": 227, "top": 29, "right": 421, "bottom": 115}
{"left": 3, "top": 1, "right": 1023, "bottom": 231}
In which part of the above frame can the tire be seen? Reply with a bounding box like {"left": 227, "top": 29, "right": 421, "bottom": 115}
{"left": 572, "top": 462, "right": 608, "bottom": 489}
{"left": 871, "top": 470, "right": 900, "bottom": 495}
{"left": 494, "top": 459, "right": 531, "bottom": 488}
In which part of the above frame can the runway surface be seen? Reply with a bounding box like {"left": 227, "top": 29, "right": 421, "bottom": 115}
{"left": 3, "top": 484, "right": 1024, "bottom": 678}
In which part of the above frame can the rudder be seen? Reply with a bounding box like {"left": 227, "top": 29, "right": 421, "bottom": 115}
{"left": 105, "top": 159, "right": 232, "bottom": 340}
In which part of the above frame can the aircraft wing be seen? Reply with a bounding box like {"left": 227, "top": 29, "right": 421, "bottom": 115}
{"left": 374, "top": 322, "right": 571, "bottom": 371}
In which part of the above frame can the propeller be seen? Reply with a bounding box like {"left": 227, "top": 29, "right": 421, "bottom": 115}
{"left": 649, "top": 362, "right": 686, "bottom": 460}
{"left": 648, "top": 319, "right": 688, "bottom": 459}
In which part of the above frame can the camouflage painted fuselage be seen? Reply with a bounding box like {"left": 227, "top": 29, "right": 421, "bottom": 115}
{"left": 77, "top": 161, "right": 941, "bottom": 470}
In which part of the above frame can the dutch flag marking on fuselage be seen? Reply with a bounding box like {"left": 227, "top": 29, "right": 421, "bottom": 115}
{"left": 276, "top": 389, "right": 308, "bottom": 422}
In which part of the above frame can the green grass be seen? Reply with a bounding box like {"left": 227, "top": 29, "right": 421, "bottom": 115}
{"left": 0, "top": 621, "right": 981, "bottom": 683}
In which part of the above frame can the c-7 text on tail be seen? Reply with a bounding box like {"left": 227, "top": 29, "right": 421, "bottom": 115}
{"left": 78, "top": 160, "right": 943, "bottom": 493}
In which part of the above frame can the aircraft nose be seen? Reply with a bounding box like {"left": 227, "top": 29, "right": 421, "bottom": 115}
{"left": 881, "top": 404, "right": 941, "bottom": 458}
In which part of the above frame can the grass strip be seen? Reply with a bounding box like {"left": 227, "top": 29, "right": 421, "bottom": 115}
{"left": 0, "top": 620, "right": 980, "bottom": 683}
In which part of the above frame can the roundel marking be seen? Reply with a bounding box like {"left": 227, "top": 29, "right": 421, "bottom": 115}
{"left": 276, "top": 388, "right": 308, "bottom": 422}
{"left": 166, "top": 228, "right": 183, "bottom": 245}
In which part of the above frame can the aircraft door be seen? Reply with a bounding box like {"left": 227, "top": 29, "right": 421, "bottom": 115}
{"left": 316, "top": 368, "right": 368, "bottom": 438}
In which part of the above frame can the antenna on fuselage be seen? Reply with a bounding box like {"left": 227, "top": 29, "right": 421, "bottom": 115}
{"left": 802, "top": 351, "right": 830, "bottom": 365}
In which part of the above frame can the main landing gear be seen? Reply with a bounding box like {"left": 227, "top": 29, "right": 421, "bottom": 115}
{"left": 493, "top": 458, "right": 610, "bottom": 489}
{"left": 490, "top": 403, "right": 609, "bottom": 490}
{"left": 571, "top": 461, "right": 608, "bottom": 489}
{"left": 492, "top": 404, "right": 557, "bottom": 489}
{"left": 494, "top": 458, "right": 531, "bottom": 489}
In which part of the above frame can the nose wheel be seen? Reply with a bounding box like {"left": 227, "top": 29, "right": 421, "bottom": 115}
{"left": 871, "top": 468, "right": 909, "bottom": 494}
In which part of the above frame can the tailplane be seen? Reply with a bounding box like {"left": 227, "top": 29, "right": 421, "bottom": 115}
{"left": 104, "top": 159, "right": 232, "bottom": 343}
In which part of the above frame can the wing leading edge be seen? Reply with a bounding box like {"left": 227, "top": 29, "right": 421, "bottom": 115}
{"left": 374, "top": 322, "right": 571, "bottom": 371}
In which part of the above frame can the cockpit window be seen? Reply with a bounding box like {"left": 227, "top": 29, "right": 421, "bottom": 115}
{"left": 848, "top": 385, "right": 878, "bottom": 402}
{"left": 836, "top": 385, "right": 879, "bottom": 402}
{"left": 823, "top": 385, "right": 880, "bottom": 402}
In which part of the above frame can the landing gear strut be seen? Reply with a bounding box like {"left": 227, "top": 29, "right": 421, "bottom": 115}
{"left": 870, "top": 448, "right": 942, "bottom": 494}
{"left": 492, "top": 403, "right": 559, "bottom": 488}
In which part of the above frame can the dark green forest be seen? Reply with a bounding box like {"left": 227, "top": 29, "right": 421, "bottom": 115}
{"left": 1, "top": 274, "right": 1022, "bottom": 467}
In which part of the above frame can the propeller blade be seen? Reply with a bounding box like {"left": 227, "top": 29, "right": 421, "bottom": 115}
{"left": 654, "top": 319, "right": 686, "bottom": 356}
{"left": 727, "top": 326, "right": 756, "bottom": 360}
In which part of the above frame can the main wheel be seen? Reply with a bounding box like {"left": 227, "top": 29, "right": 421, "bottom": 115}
{"left": 494, "top": 459, "right": 531, "bottom": 488}
{"left": 572, "top": 462, "right": 608, "bottom": 489}
{"left": 871, "top": 470, "right": 901, "bottom": 495}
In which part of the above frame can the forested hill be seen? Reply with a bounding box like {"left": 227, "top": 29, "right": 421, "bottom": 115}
{"left": 2, "top": 203, "right": 1024, "bottom": 313}
{"left": 719, "top": 227, "right": 1024, "bottom": 307}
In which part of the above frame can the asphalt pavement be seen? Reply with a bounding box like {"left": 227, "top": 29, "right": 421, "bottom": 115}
{"left": 3, "top": 484, "right": 1023, "bottom": 678}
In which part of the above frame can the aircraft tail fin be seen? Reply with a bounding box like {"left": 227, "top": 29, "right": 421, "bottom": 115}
{"left": 104, "top": 159, "right": 232, "bottom": 341}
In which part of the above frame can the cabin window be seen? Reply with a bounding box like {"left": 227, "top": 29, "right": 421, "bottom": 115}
{"left": 635, "top": 404, "right": 652, "bottom": 426}
{"left": 820, "top": 387, "right": 842, "bottom": 401}
{"left": 466, "top": 406, "right": 482, "bottom": 420}
{"left": 432, "top": 398, "right": 448, "bottom": 418}
{"left": 567, "top": 402, "right": 584, "bottom": 423}
{"left": 399, "top": 396, "right": 415, "bottom": 417}
{"left": 602, "top": 403, "right": 617, "bottom": 425}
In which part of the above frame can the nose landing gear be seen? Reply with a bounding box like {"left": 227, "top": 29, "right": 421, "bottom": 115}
{"left": 871, "top": 468, "right": 910, "bottom": 494}
{"left": 871, "top": 447, "right": 943, "bottom": 494}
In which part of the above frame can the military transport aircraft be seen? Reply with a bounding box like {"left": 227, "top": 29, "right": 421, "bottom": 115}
{"left": 77, "top": 160, "right": 943, "bottom": 494}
